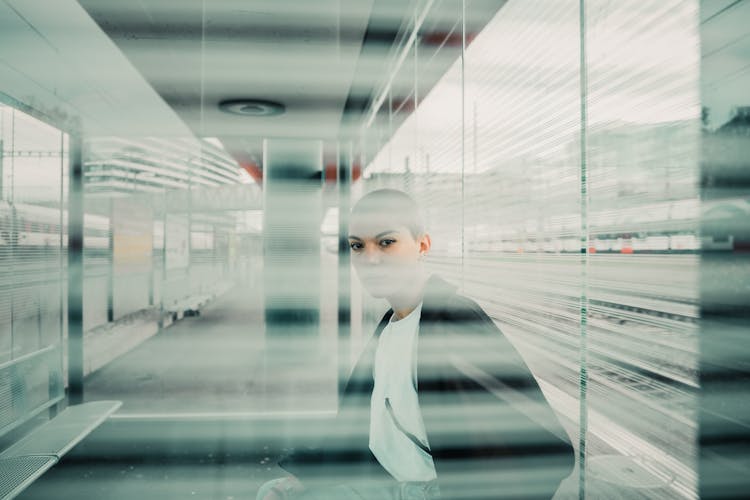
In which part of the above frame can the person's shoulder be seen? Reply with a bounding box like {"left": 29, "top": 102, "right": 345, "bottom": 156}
{"left": 423, "top": 275, "right": 496, "bottom": 327}
{"left": 450, "top": 294, "right": 497, "bottom": 330}
{"left": 449, "top": 289, "right": 484, "bottom": 311}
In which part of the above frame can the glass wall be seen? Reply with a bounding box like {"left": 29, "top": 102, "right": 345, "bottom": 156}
{"left": 584, "top": 3, "right": 700, "bottom": 498}
{"left": 359, "top": 0, "right": 701, "bottom": 497}
{"left": 0, "top": 103, "right": 66, "bottom": 434}
{"left": 80, "top": 137, "right": 256, "bottom": 412}
{"left": 3, "top": 0, "right": 750, "bottom": 498}
{"left": 699, "top": 0, "right": 750, "bottom": 496}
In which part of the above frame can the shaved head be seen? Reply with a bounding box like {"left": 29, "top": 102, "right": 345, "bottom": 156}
{"left": 351, "top": 189, "right": 425, "bottom": 239}
{"left": 348, "top": 189, "right": 431, "bottom": 302}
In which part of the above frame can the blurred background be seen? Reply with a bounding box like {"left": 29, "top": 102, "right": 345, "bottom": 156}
{"left": 0, "top": 0, "right": 748, "bottom": 498}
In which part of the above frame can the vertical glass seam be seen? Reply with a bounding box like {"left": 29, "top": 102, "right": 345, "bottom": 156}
{"left": 59, "top": 131, "right": 65, "bottom": 394}
{"left": 10, "top": 109, "right": 15, "bottom": 356}
{"left": 578, "top": 1, "right": 590, "bottom": 498}
{"left": 461, "top": 0, "right": 466, "bottom": 293}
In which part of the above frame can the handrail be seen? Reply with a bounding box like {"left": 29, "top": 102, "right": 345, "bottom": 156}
{"left": 0, "top": 344, "right": 57, "bottom": 372}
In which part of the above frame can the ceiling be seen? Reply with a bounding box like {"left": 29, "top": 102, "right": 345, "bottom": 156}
{"left": 77, "top": 0, "right": 382, "bottom": 141}
{"left": 76, "top": 0, "right": 505, "bottom": 163}
{"left": 0, "top": 0, "right": 505, "bottom": 172}
{"left": 75, "top": 0, "right": 417, "bottom": 166}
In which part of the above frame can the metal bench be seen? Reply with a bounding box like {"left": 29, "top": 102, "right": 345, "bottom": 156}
{"left": 162, "top": 292, "right": 214, "bottom": 325}
{"left": 0, "top": 400, "right": 121, "bottom": 499}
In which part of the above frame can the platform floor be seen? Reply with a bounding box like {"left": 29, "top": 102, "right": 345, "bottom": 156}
{"left": 19, "top": 284, "right": 340, "bottom": 499}
{"left": 84, "top": 283, "right": 339, "bottom": 414}
{"left": 19, "top": 457, "right": 280, "bottom": 500}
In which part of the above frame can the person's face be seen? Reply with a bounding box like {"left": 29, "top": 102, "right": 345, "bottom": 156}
{"left": 348, "top": 212, "right": 431, "bottom": 299}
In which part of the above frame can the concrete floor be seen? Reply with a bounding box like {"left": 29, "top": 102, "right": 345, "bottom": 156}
{"left": 20, "top": 457, "right": 280, "bottom": 500}
{"left": 84, "top": 283, "right": 339, "bottom": 414}
{"left": 19, "top": 284, "right": 340, "bottom": 499}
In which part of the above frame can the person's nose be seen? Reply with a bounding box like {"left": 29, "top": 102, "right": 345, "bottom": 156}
{"left": 363, "top": 244, "right": 381, "bottom": 264}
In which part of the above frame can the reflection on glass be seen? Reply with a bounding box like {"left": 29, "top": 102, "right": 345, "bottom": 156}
{"left": 700, "top": 0, "right": 750, "bottom": 497}
{"left": 362, "top": 0, "right": 701, "bottom": 498}
{"left": 0, "top": 103, "right": 66, "bottom": 439}
{"left": 2, "top": 0, "right": 746, "bottom": 498}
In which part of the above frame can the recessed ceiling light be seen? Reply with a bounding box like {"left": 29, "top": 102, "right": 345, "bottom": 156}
{"left": 219, "top": 99, "right": 285, "bottom": 117}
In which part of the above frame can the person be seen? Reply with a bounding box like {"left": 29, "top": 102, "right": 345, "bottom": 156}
{"left": 258, "top": 189, "right": 574, "bottom": 499}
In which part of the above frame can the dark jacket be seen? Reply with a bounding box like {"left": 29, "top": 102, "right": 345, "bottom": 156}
{"left": 281, "top": 275, "right": 574, "bottom": 499}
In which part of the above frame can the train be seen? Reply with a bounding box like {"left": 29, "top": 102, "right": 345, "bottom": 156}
{"left": 0, "top": 200, "right": 109, "bottom": 250}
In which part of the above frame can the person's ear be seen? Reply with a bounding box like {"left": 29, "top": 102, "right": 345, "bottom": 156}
{"left": 419, "top": 233, "right": 431, "bottom": 256}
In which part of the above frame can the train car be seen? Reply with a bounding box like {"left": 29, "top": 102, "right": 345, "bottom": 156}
{"left": 0, "top": 200, "right": 109, "bottom": 250}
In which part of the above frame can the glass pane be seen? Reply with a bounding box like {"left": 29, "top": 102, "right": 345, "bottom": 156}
{"left": 584, "top": 1, "right": 700, "bottom": 498}
{"left": 699, "top": 0, "right": 750, "bottom": 496}
{"left": 2, "top": 0, "right": 736, "bottom": 498}
{"left": 464, "top": 2, "right": 582, "bottom": 497}
{"left": 362, "top": 1, "right": 581, "bottom": 496}
{"left": 0, "top": 102, "right": 65, "bottom": 433}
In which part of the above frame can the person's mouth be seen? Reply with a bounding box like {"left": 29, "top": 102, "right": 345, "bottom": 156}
{"left": 361, "top": 275, "right": 389, "bottom": 285}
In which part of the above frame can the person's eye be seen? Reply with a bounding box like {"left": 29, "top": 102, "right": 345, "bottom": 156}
{"left": 349, "top": 241, "right": 363, "bottom": 251}
{"left": 379, "top": 239, "right": 396, "bottom": 248}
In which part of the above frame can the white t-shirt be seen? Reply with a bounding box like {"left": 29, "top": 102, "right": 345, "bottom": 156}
{"left": 369, "top": 303, "right": 437, "bottom": 482}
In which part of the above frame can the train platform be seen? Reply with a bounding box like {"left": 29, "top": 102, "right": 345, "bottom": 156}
{"left": 84, "top": 283, "right": 338, "bottom": 415}
{"left": 17, "top": 285, "right": 339, "bottom": 499}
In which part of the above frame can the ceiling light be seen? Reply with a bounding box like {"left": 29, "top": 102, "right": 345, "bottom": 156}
{"left": 219, "top": 99, "right": 285, "bottom": 117}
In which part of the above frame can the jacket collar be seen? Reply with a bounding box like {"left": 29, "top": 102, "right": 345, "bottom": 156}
{"left": 343, "top": 275, "right": 458, "bottom": 399}
{"left": 421, "top": 274, "right": 458, "bottom": 317}
{"left": 375, "top": 274, "right": 458, "bottom": 332}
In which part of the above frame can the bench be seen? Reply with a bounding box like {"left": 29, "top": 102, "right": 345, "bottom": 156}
{"left": 162, "top": 292, "right": 214, "bottom": 325}
{"left": 0, "top": 400, "right": 121, "bottom": 499}
{"left": 161, "top": 281, "right": 234, "bottom": 328}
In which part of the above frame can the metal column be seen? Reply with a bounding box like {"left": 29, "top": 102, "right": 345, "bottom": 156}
{"left": 67, "top": 135, "right": 84, "bottom": 404}
{"left": 337, "top": 142, "right": 352, "bottom": 395}
{"left": 262, "top": 139, "right": 323, "bottom": 410}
